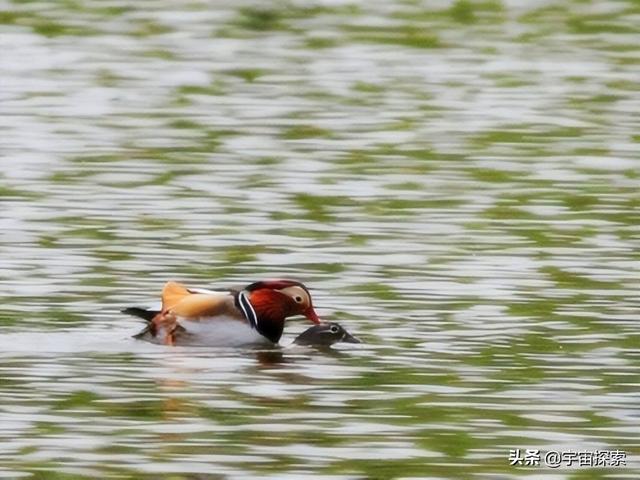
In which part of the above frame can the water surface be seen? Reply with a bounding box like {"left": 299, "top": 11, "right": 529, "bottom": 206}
{"left": 1, "top": 0, "right": 639, "bottom": 478}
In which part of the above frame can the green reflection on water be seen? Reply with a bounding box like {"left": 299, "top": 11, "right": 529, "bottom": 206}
{"left": 1, "top": 0, "right": 638, "bottom": 478}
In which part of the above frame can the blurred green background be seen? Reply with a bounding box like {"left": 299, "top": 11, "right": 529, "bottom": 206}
{"left": 0, "top": 0, "right": 638, "bottom": 479}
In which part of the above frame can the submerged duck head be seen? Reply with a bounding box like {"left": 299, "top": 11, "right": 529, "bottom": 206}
{"left": 293, "top": 322, "right": 360, "bottom": 347}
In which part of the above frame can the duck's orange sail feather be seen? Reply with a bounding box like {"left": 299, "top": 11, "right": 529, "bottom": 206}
{"left": 161, "top": 281, "right": 191, "bottom": 310}
{"left": 161, "top": 281, "right": 240, "bottom": 319}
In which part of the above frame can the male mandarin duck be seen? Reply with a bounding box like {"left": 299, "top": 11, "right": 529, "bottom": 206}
{"left": 123, "top": 279, "right": 321, "bottom": 347}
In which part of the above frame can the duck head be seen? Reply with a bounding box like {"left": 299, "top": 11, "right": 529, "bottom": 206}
{"left": 245, "top": 279, "right": 320, "bottom": 324}
{"left": 293, "top": 322, "right": 360, "bottom": 346}
{"left": 240, "top": 279, "right": 320, "bottom": 343}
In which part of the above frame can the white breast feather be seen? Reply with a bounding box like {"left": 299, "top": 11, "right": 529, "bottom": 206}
{"left": 177, "top": 316, "right": 272, "bottom": 347}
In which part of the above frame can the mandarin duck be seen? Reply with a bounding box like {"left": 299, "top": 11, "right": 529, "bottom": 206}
{"left": 123, "top": 280, "right": 320, "bottom": 346}
{"left": 293, "top": 322, "right": 360, "bottom": 347}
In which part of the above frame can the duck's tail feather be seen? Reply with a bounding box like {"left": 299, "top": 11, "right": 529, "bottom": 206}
{"left": 132, "top": 325, "right": 152, "bottom": 340}
{"left": 122, "top": 307, "right": 159, "bottom": 323}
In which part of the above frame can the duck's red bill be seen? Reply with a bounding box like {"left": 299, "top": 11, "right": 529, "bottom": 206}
{"left": 304, "top": 306, "right": 321, "bottom": 324}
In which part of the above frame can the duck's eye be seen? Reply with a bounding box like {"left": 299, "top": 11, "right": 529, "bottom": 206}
{"left": 330, "top": 325, "right": 339, "bottom": 334}
{"left": 294, "top": 295, "right": 303, "bottom": 303}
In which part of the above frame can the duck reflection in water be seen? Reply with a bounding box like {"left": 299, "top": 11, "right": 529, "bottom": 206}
{"left": 148, "top": 323, "right": 361, "bottom": 422}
